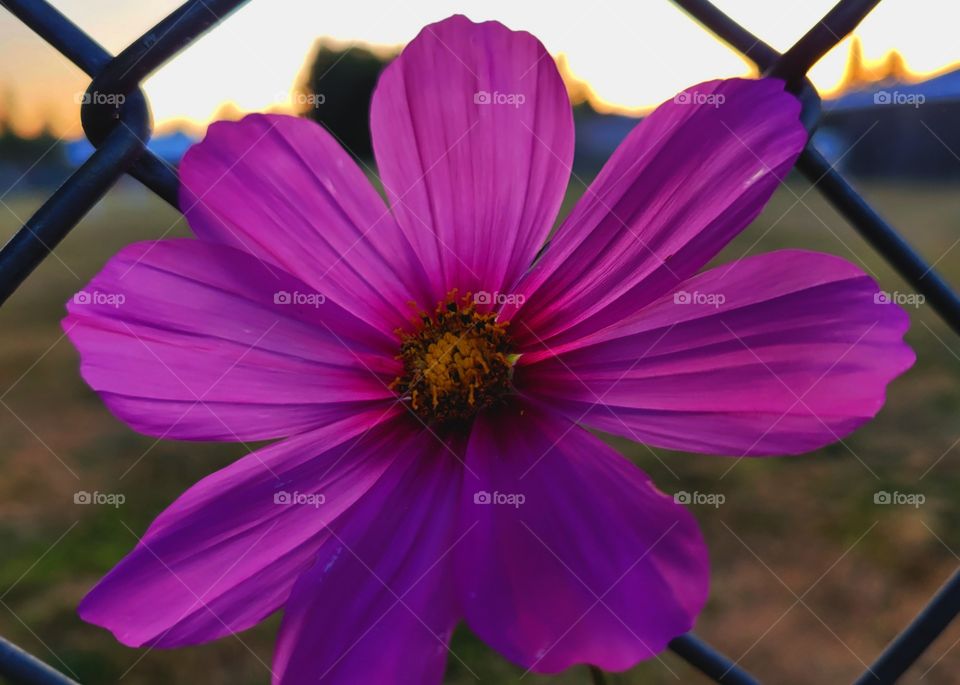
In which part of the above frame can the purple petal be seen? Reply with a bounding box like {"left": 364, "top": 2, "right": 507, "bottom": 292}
{"left": 273, "top": 428, "right": 463, "bottom": 685}
{"left": 179, "top": 113, "right": 430, "bottom": 332}
{"left": 508, "top": 78, "right": 807, "bottom": 348}
{"left": 457, "top": 401, "right": 707, "bottom": 673}
{"left": 370, "top": 14, "right": 573, "bottom": 303}
{"left": 78, "top": 408, "right": 411, "bottom": 647}
{"left": 521, "top": 250, "right": 915, "bottom": 455}
{"left": 64, "top": 239, "right": 398, "bottom": 441}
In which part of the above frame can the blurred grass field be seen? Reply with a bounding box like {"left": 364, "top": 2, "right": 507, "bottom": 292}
{"left": 1, "top": 173, "right": 959, "bottom": 684}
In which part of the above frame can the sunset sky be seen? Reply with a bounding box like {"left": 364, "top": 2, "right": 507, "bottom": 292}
{"left": 0, "top": 0, "right": 957, "bottom": 137}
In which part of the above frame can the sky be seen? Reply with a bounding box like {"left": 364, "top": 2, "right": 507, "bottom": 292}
{"left": 0, "top": 0, "right": 958, "bottom": 137}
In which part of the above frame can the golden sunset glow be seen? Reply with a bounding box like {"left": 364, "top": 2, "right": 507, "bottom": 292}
{"left": 0, "top": 0, "right": 957, "bottom": 138}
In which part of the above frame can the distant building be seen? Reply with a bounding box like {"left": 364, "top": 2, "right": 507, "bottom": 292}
{"left": 817, "top": 69, "right": 960, "bottom": 179}
{"left": 814, "top": 37, "right": 960, "bottom": 179}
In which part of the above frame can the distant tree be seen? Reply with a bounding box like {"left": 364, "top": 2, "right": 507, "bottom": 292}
{"left": 299, "top": 44, "right": 392, "bottom": 160}
{"left": 0, "top": 123, "right": 70, "bottom": 191}
{"left": 0, "top": 126, "right": 60, "bottom": 163}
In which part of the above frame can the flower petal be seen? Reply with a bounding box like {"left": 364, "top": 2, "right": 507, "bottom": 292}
{"left": 64, "top": 239, "right": 398, "bottom": 441}
{"left": 521, "top": 250, "right": 915, "bottom": 456}
{"left": 179, "top": 113, "right": 430, "bottom": 332}
{"left": 457, "top": 401, "right": 707, "bottom": 673}
{"left": 508, "top": 78, "right": 807, "bottom": 348}
{"left": 273, "top": 428, "right": 463, "bottom": 685}
{"left": 78, "top": 408, "right": 410, "bottom": 647}
{"left": 370, "top": 14, "right": 573, "bottom": 303}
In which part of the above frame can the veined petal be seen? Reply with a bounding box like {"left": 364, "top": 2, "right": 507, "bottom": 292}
{"left": 64, "top": 239, "right": 398, "bottom": 441}
{"left": 79, "top": 408, "right": 411, "bottom": 647}
{"left": 521, "top": 250, "right": 915, "bottom": 456}
{"left": 273, "top": 426, "right": 464, "bottom": 684}
{"left": 457, "top": 401, "right": 707, "bottom": 673}
{"left": 180, "top": 113, "right": 430, "bottom": 333}
{"left": 370, "top": 14, "right": 573, "bottom": 304}
{"left": 508, "top": 78, "right": 807, "bottom": 348}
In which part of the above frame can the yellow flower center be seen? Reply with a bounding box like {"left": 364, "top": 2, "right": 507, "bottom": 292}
{"left": 392, "top": 291, "right": 514, "bottom": 425}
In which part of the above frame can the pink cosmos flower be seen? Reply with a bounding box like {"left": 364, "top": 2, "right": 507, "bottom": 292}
{"left": 64, "top": 14, "right": 913, "bottom": 684}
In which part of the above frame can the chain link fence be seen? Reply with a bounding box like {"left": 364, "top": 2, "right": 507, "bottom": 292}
{"left": 0, "top": 0, "right": 958, "bottom": 683}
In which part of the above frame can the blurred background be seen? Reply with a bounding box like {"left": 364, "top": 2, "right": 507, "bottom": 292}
{"left": 1, "top": 1, "right": 959, "bottom": 683}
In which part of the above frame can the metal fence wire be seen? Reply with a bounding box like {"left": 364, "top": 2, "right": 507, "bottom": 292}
{"left": 1, "top": 0, "right": 959, "bottom": 683}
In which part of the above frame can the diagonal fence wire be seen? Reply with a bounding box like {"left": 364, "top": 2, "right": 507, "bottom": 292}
{"left": 0, "top": 637, "right": 78, "bottom": 685}
{"left": 0, "top": 0, "right": 959, "bottom": 683}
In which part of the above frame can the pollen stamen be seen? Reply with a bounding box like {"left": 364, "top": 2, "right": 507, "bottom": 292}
{"left": 392, "top": 291, "right": 514, "bottom": 425}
